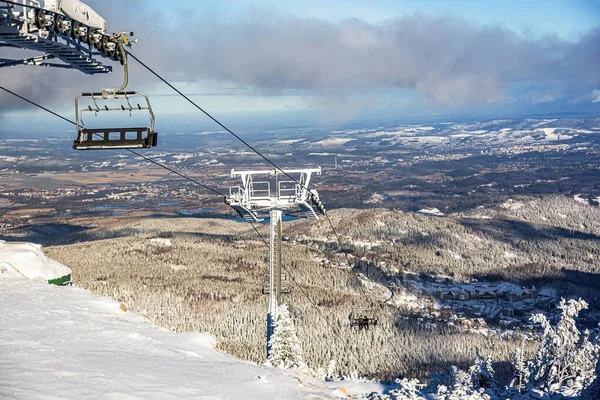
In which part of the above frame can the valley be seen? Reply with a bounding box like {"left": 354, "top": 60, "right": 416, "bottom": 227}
{"left": 1, "top": 116, "right": 599, "bottom": 383}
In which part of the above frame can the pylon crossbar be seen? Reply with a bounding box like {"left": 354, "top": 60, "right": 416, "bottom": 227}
{"left": 225, "top": 166, "right": 324, "bottom": 358}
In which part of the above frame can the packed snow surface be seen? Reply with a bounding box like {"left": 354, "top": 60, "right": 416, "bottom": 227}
{"left": 314, "top": 138, "right": 355, "bottom": 146}
{"left": 416, "top": 208, "right": 444, "bottom": 217}
{"left": 574, "top": 194, "right": 588, "bottom": 204}
{"left": 0, "top": 241, "right": 71, "bottom": 281}
{"left": 0, "top": 274, "right": 345, "bottom": 399}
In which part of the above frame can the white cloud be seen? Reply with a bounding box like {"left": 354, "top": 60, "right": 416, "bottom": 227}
{"left": 1, "top": 3, "right": 600, "bottom": 113}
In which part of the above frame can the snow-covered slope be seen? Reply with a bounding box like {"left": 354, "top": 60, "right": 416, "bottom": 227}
{"left": 0, "top": 241, "right": 71, "bottom": 283}
{"left": 0, "top": 273, "right": 338, "bottom": 399}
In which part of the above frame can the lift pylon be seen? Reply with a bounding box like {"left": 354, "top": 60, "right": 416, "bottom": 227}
{"left": 225, "top": 167, "right": 324, "bottom": 358}
{"left": 266, "top": 208, "right": 283, "bottom": 349}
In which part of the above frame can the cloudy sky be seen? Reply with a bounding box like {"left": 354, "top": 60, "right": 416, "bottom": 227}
{"left": 1, "top": 0, "right": 599, "bottom": 122}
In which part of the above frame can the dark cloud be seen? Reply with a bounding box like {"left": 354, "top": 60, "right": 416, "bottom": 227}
{"left": 1, "top": 2, "right": 599, "bottom": 113}
{"left": 167, "top": 14, "right": 596, "bottom": 105}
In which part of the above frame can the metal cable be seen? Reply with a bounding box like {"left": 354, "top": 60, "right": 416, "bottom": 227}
{"left": 2, "top": 28, "right": 396, "bottom": 371}
{"left": 125, "top": 50, "right": 367, "bottom": 306}
{"left": 0, "top": 86, "right": 226, "bottom": 197}
{"left": 0, "top": 0, "right": 362, "bottom": 310}
{"left": 248, "top": 222, "right": 372, "bottom": 372}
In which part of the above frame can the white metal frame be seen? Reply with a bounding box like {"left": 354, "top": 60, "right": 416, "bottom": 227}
{"left": 226, "top": 167, "right": 321, "bottom": 222}
{"left": 225, "top": 167, "right": 323, "bottom": 357}
{"left": 0, "top": 0, "right": 111, "bottom": 74}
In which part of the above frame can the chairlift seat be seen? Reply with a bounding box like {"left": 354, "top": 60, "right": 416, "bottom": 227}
{"left": 73, "top": 127, "right": 157, "bottom": 150}
{"left": 350, "top": 310, "right": 378, "bottom": 330}
{"left": 75, "top": 87, "right": 156, "bottom": 151}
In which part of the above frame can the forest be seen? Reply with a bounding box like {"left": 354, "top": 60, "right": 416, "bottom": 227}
{"left": 46, "top": 195, "right": 600, "bottom": 383}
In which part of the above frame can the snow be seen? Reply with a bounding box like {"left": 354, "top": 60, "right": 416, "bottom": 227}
{"left": 501, "top": 199, "right": 524, "bottom": 211}
{"left": 0, "top": 241, "right": 71, "bottom": 281}
{"left": 466, "top": 214, "right": 493, "bottom": 220}
{"left": 465, "top": 130, "right": 487, "bottom": 134}
{"left": 540, "top": 128, "right": 574, "bottom": 141}
{"left": 391, "top": 292, "right": 421, "bottom": 310}
{"left": 149, "top": 238, "right": 173, "bottom": 247}
{"left": 277, "top": 139, "right": 304, "bottom": 144}
{"left": 172, "top": 154, "right": 196, "bottom": 163}
{"left": 315, "top": 138, "right": 355, "bottom": 146}
{"left": 352, "top": 240, "right": 383, "bottom": 249}
{"left": 407, "top": 126, "right": 435, "bottom": 131}
{"left": 416, "top": 208, "right": 444, "bottom": 217}
{"left": 0, "top": 274, "right": 340, "bottom": 399}
{"left": 574, "top": 194, "right": 588, "bottom": 204}
{"left": 365, "top": 193, "right": 384, "bottom": 204}
{"left": 358, "top": 275, "right": 392, "bottom": 302}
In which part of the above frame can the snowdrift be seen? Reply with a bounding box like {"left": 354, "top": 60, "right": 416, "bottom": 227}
{"left": 0, "top": 241, "right": 72, "bottom": 285}
{"left": 0, "top": 274, "right": 348, "bottom": 399}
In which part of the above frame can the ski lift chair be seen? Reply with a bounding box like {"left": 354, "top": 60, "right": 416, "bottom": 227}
{"left": 350, "top": 309, "right": 378, "bottom": 330}
{"left": 74, "top": 91, "right": 156, "bottom": 150}
{"left": 73, "top": 34, "right": 157, "bottom": 150}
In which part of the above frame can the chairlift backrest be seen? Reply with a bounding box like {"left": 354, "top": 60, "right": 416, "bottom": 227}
{"left": 73, "top": 91, "right": 156, "bottom": 150}
{"left": 72, "top": 40, "right": 157, "bottom": 151}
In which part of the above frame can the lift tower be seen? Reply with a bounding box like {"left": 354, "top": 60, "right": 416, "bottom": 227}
{"left": 225, "top": 167, "right": 325, "bottom": 356}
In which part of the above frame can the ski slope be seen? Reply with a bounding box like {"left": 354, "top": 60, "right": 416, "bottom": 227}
{"left": 0, "top": 274, "right": 338, "bottom": 399}
{"left": 0, "top": 240, "right": 71, "bottom": 282}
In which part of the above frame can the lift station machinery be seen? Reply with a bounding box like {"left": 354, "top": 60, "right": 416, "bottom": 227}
{"left": 0, "top": 0, "right": 157, "bottom": 150}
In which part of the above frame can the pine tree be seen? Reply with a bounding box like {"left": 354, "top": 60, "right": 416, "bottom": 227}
{"left": 526, "top": 298, "right": 599, "bottom": 395}
{"left": 469, "top": 350, "right": 495, "bottom": 390}
{"left": 326, "top": 359, "right": 337, "bottom": 382}
{"left": 434, "top": 366, "right": 484, "bottom": 399}
{"left": 572, "top": 329, "right": 599, "bottom": 391}
{"left": 510, "top": 341, "right": 530, "bottom": 391}
{"left": 266, "top": 304, "right": 304, "bottom": 369}
{"left": 580, "top": 351, "right": 600, "bottom": 400}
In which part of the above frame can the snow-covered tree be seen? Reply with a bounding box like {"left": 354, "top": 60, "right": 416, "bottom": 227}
{"left": 266, "top": 304, "right": 304, "bottom": 369}
{"left": 326, "top": 359, "right": 337, "bottom": 382}
{"left": 469, "top": 350, "right": 495, "bottom": 390}
{"left": 432, "top": 366, "right": 490, "bottom": 400}
{"left": 580, "top": 345, "right": 600, "bottom": 400}
{"left": 572, "top": 329, "right": 600, "bottom": 391}
{"left": 510, "top": 342, "right": 530, "bottom": 391}
{"left": 526, "top": 298, "right": 599, "bottom": 396}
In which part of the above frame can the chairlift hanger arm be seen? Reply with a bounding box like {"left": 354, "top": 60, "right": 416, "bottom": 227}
{"left": 72, "top": 39, "right": 157, "bottom": 151}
